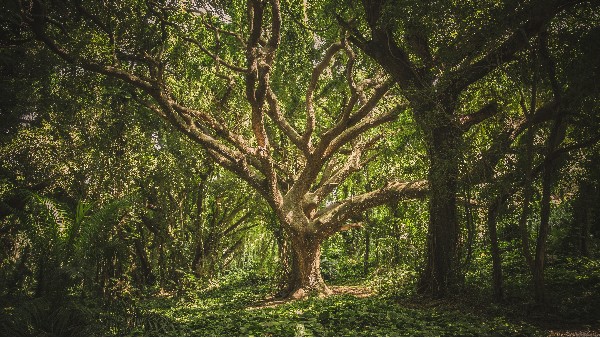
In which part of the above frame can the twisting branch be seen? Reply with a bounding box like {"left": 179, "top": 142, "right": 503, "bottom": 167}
{"left": 183, "top": 36, "right": 248, "bottom": 73}
{"left": 450, "top": 0, "right": 583, "bottom": 94}
{"left": 464, "top": 100, "right": 559, "bottom": 185}
{"left": 459, "top": 102, "right": 499, "bottom": 132}
{"left": 265, "top": 87, "right": 305, "bottom": 151}
{"left": 323, "top": 99, "right": 402, "bottom": 159}
{"left": 315, "top": 135, "right": 382, "bottom": 200}
{"left": 24, "top": 2, "right": 153, "bottom": 89}
{"left": 243, "top": 0, "right": 283, "bottom": 206}
{"left": 200, "top": 19, "right": 246, "bottom": 46}
{"left": 135, "top": 93, "right": 268, "bottom": 195}
{"left": 22, "top": 0, "right": 280, "bottom": 198}
{"left": 304, "top": 41, "right": 344, "bottom": 147}
{"left": 314, "top": 179, "right": 428, "bottom": 236}
{"left": 316, "top": 79, "right": 394, "bottom": 158}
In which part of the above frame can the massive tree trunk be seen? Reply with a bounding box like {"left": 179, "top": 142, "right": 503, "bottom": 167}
{"left": 281, "top": 230, "right": 331, "bottom": 299}
{"left": 418, "top": 125, "right": 461, "bottom": 297}
{"left": 273, "top": 224, "right": 292, "bottom": 296}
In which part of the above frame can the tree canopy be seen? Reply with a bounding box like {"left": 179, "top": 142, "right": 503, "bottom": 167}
{"left": 1, "top": 0, "right": 600, "bottom": 335}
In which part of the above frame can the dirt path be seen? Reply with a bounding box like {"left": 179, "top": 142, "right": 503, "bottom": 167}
{"left": 547, "top": 329, "right": 600, "bottom": 336}
{"left": 329, "top": 285, "right": 373, "bottom": 298}
{"left": 248, "top": 285, "right": 373, "bottom": 309}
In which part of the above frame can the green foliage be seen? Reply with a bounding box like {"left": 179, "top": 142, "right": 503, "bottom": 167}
{"left": 1, "top": 0, "right": 600, "bottom": 335}
{"left": 92, "top": 271, "right": 540, "bottom": 336}
{"left": 0, "top": 297, "right": 100, "bottom": 336}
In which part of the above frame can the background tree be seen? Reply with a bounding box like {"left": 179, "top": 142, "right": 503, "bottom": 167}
{"left": 338, "top": 0, "right": 598, "bottom": 298}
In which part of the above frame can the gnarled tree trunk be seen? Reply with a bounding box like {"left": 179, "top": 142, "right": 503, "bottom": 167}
{"left": 280, "top": 230, "right": 331, "bottom": 299}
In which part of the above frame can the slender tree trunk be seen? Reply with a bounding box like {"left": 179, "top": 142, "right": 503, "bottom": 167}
{"left": 575, "top": 181, "right": 593, "bottom": 257}
{"left": 518, "top": 124, "right": 536, "bottom": 270}
{"left": 534, "top": 170, "right": 553, "bottom": 303}
{"left": 133, "top": 236, "right": 155, "bottom": 285}
{"left": 518, "top": 46, "right": 538, "bottom": 271}
{"left": 281, "top": 230, "right": 331, "bottom": 299}
{"left": 533, "top": 118, "right": 566, "bottom": 303}
{"left": 519, "top": 181, "right": 535, "bottom": 269}
{"left": 418, "top": 126, "right": 461, "bottom": 297}
{"left": 464, "top": 189, "right": 475, "bottom": 271}
{"left": 534, "top": 30, "right": 566, "bottom": 304}
{"left": 487, "top": 198, "right": 505, "bottom": 301}
{"left": 364, "top": 228, "right": 370, "bottom": 276}
{"left": 581, "top": 208, "right": 591, "bottom": 257}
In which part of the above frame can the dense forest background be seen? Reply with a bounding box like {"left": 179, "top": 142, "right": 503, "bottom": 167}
{"left": 1, "top": 0, "right": 600, "bottom": 336}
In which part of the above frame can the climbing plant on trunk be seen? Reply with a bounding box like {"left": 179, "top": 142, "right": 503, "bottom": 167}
{"left": 340, "top": 0, "right": 588, "bottom": 297}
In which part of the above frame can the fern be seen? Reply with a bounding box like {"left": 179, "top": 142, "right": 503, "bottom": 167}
{"left": 27, "top": 191, "right": 72, "bottom": 237}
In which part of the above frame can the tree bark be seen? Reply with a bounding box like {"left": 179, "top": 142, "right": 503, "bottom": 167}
{"left": 273, "top": 223, "right": 292, "bottom": 296}
{"left": 582, "top": 208, "right": 591, "bottom": 257}
{"left": 280, "top": 230, "right": 331, "bottom": 299}
{"left": 464, "top": 188, "right": 475, "bottom": 271}
{"left": 418, "top": 126, "right": 461, "bottom": 297}
{"left": 518, "top": 171, "right": 535, "bottom": 270}
{"left": 133, "top": 236, "right": 155, "bottom": 285}
{"left": 574, "top": 181, "right": 593, "bottom": 257}
{"left": 533, "top": 170, "right": 552, "bottom": 303}
{"left": 364, "top": 228, "right": 370, "bottom": 276}
{"left": 487, "top": 198, "right": 505, "bottom": 302}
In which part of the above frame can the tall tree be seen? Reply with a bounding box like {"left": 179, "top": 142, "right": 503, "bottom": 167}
{"left": 340, "top": 0, "right": 593, "bottom": 297}
{"left": 16, "top": 0, "right": 429, "bottom": 298}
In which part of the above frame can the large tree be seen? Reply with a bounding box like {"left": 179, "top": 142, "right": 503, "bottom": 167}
{"left": 339, "top": 0, "right": 595, "bottom": 297}
{"left": 16, "top": 0, "right": 431, "bottom": 298}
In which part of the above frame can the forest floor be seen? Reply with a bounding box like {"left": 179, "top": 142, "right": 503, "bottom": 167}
{"left": 2, "top": 257, "right": 599, "bottom": 336}
{"left": 250, "top": 285, "right": 373, "bottom": 309}
{"left": 90, "top": 268, "right": 599, "bottom": 337}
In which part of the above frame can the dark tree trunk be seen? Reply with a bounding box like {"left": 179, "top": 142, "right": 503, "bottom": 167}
{"left": 364, "top": 228, "right": 370, "bottom": 276}
{"left": 464, "top": 189, "right": 475, "bottom": 271}
{"left": 574, "top": 181, "right": 593, "bottom": 257}
{"left": 487, "top": 198, "right": 505, "bottom": 302}
{"left": 534, "top": 171, "right": 553, "bottom": 303}
{"left": 518, "top": 124, "right": 536, "bottom": 269}
{"left": 133, "top": 237, "right": 155, "bottom": 285}
{"left": 133, "top": 222, "right": 155, "bottom": 285}
{"left": 418, "top": 126, "right": 461, "bottom": 297}
{"left": 281, "top": 230, "right": 330, "bottom": 299}
{"left": 581, "top": 208, "right": 591, "bottom": 257}
{"left": 519, "top": 180, "right": 535, "bottom": 269}
{"left": 533, "top": 118, "right": 566, "bottom": 303}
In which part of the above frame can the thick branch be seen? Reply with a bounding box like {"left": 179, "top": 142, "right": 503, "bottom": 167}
{"left": 451, "top": 0, "right": 583, "bottom": 93}
{"left": 315, "top": 136, "right": 381, "bottom": 200}
{"left": 314, "top": 180, "right": 428, "bottom": 236}
{"left": 316, "top": 79, "right": 394, "bottom": 159}
{"left": 459, "top": 101, "right": 498, "bottom": 132}
{"left": 304, "top": 42, "right": 344, "bottom": 146}
{"left": 465, "top": 100, "right": 558, "bottom": 185}
{"left": 265, "top": 87, "right": 305, "bottom": 151}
